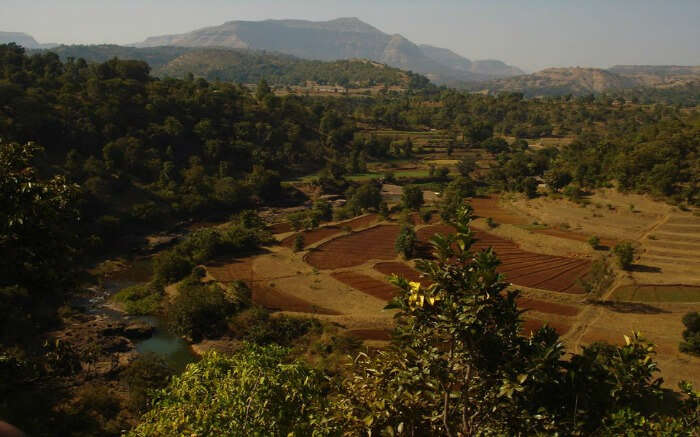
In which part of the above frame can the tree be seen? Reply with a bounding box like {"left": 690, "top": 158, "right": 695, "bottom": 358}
{"left": 395, "top": 225, "right": 417, "bottom": 259}
{"left": 588, "top": 235, "right": 601, "bottom": 249}
{"left": 255, "top": 77, "right": 272, "bottom": 100}
{"left": 131, "top": 345, "right": 325, "bottom": 436}
{"left": 439, "top": 177, "right": 475, "bottom": 221}
{"left": 613, "top": 242, "right": 635, "bottom": 270}
{"left": 293, "top": 234, "right": 305, "bottom": 253}
{"left": 347, "top": 182, "right": 382, "bottom": 214}
{"left": 679, "top": 312, "right": 700, "bottom": 356}
{"left": 457, "top": 155, "right": 477, "bottom": 176}
{"left": 402, "top": 185, "right": 424, "bottom": 211}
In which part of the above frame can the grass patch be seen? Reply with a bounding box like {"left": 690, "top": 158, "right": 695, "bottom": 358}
{"left": 612, "top": 285, "right": 700, "bottom": 303}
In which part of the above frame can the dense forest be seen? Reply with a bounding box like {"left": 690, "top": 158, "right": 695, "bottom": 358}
{"left": 1, "top": 43, "right": 699, "bottom": 435}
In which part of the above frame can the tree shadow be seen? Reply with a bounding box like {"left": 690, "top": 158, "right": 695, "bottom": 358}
{"left": 589, "top": 300, "right": 671, "bottom": 314}
{"left": 627, "top": 264, "right": 662, "bottom": 273}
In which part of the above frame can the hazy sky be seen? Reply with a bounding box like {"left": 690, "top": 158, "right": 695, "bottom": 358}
{"left": 2, "top": 0, "right": 699, "bottom": 72}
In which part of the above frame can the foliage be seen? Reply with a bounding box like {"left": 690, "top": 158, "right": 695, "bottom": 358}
{"left": 113, "top": 282, "right": 164, "bottom": 315}
{"left": 679, "top": 312, "right": 700, "bottom": 356}
{"left": 293, "top": 234, "right": 305, "bottom": 252}
{"left": 580, "top": 257, "right": 615, "bottom": 297}
{"left": 395, "top": 225, "right": 418, "bottom": 259}
{"left": 456, "top": 155, "right": 477, "bottom": 176}
{"left": 166, "top": 275, "right": 248, "bottom": 341}
{"left": 121, "top": 353, "right": 174, "bottom": 413}
{"left": 613, "top": 242, "right": 635, "bottom": 270}
{"left": 401, "top": 185, "right": 424, "bottom": 211}
{"left": 439, "top": 177, "right": 475, "bottom": 221}
{"left": 588, "top": 235, "right": 601, "bottom": 249}
{"left": 130, "top": 345, "right": 326, "bottom": 437}
{"left": 347, "top": 182, "right": 382, "bottom": 214}
{"left": 229, "top": 307, "right": 322, "bottom": 346}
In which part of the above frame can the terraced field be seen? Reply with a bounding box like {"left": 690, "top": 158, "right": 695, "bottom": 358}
{"left": 637, "top": 214, "right": 700, "bottom": 284}
{"left": 417, "top": 225, "right": 591, "bottom": 293}
{"left": 305, "top": 225, "right": 400, "bottom": 269}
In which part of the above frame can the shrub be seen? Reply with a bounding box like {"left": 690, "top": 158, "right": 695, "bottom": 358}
{"left": 288, "top": 211, "right": 306, "bottom": 231}
{"left": 166, "top": 277, "right": 244, "bottom": 341}
{"left": 153, "top": 250, "right": 194, "bottom": 285}
{"left": 121, "top": 353, "right": 174, "bottom": 412}
{"left": 613, "top": 242, "right": 635, "bottom": 270}
{"left": 486, "top": 217, "right": 498, "bottom": 229}
{"left": 580, "top": 258, "right": 614, "bottom": 296}
{"left": 293, "top": 234, "right": 305, "bottom": 252}
{"left": 230, "top": 307, "right": 321, "bottom": 346}
{"left": 395, "top": 225, "right": 417, "bottom": 259}
{"left": 439, "top": 177, "right": 475, "bottom": 221}
{"left": 420, "top": 208, "right": 433, "bottom": 224}
{"left": 113, "top": 282, "right": 163, "bottom": 315}
{"left": 588, "top": 235, "right": 601, "bottom": 249}
{"left": 679, "top": 312, "right": 700, "bottom": 356}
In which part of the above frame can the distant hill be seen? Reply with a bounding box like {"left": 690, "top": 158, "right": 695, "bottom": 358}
{"left": 0, "top": 31, "right": 56, "bottom": 49}
{"left": 609, "top": 65, "right": 700, "bottom": 88}
{"left": 39, "top": 44, "right": 430, "bottom": 88}
{"left": 468, "top": 66, "right": 700, "bottom": 97}
{"left": 135, "top": 17, "right": 522, "bottom": 84}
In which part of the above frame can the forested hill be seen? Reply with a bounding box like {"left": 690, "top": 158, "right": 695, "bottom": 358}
{"left": 36, "top": 44, "right": 431, "bottom": 88}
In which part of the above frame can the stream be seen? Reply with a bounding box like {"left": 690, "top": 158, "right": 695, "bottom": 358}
{"left": 88, "top": 257, "right": 197, "bottom": 372}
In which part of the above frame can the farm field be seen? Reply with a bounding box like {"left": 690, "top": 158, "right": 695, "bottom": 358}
{"left": 203, "top": 190, "right": 699, "bottom": 388}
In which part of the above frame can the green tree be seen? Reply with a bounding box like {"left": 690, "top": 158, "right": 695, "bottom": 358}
{"left": 131, "top": 345, "right": 325, "bottom": 436}
{"left": 679, "top": 312, "right": 700, "bottom": 356}
{"left": 401, "top": 185, "right": 424, "bottom": 211}
{"left": 439, "top": 176, "right": 475, "bottom": 221}
{"left": 456, "top": 155, "right": 477, "bottom": 176}
{"left": 395, "top": 224, "right": 417, "bottom": 259}
{"left": 293, "top": 234, "right": 305, "bottom": 252}
{"left": 613, "top": 242, "right": 635, "bottom": 270}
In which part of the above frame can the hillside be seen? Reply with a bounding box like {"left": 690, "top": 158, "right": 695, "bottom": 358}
{"left": 40, "top": 44, "right": 429, "bottom": 88}
{"left": 609, "top": 65, "right": 700, "bottom": 88}
{"left": 135, "top": 17, "right": 522, "bottom": 83}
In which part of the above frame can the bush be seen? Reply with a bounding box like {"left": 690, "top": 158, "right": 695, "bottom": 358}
{"left": 293, "top": 234, "right": 305, "bottom": 252}
{"left": 121, "top": 353, "right": 174, "bottom": 412}
{"left": 401, "top": 185, "right": 424, "bottom": 211}
{"left": 580, "top": 257, "right": 614, "bottom": 296}
{"left": 420, "top": 208, "right": 433, "bottom": 224}
{"left": 288, "top": 211, "right": 306, "bottom": 231}
{"left": 486, "top": 217, "right": 498, "bottom": 228}
{"left": 166, "top": 277, "right": 245, "bottom": 341}
{"left": 347, "top": 182, "right": 382, "bottom": 213}
{"left": 679, "top": 312, "right": 700, "bottom": 356}
{"left": 613, "top": 242, "right": 635, "bottom": 270}
{"left": 230, "top": 307, "right": 321, "bottom": 346}
{"left": 113, "top": 282, "right": 163, "bottom": 315}
{"left": 395, "top": 224, "right": 417, "bottom": 259}
{"left": 439, "top": 177, "right": 475, "bottom": 221}
{"left": 588, "top": 235, "right": 601, "bottom": 249}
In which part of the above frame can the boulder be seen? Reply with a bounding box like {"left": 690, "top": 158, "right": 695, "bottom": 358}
{"left": 123, "top": 322, "right": 155, "bottom": 340}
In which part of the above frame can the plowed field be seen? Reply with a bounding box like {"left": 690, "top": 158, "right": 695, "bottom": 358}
{"left": 306, "top": 225, "right": 400, "bottom": 269}
{"left": 417, "top": 225, "right": 591, "bottom": 293}
{"left": 331, "top": 271, "right": 398, "bottom": 301}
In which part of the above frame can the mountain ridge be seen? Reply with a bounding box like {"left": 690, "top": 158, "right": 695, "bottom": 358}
{"left": 135, "top": 17, "right": 523, "bottom": 83}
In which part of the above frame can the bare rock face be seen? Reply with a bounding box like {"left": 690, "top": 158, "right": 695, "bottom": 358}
{"left": 102, "top": 336, "right": 133, "bottom": 353}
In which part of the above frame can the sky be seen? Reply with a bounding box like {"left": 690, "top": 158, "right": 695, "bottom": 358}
{"left": 2, "top": 0, "right": 699, "bottom": 72}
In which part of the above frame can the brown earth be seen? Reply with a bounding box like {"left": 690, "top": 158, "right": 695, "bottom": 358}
{"left": 281, "top": 226, "right": 342, "bottom": 248}
{"left": 306, "top": 225, "right": 400, "bottom": 269}
{"left": 416, "top": 225, "right": 591, "bottom": 293}
{"left": 331, "top": 271, "right": 399, "bottom": 301}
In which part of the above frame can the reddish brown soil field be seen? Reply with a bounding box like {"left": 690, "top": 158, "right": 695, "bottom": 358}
{"left": 306, "top": 225, "right": 400, "bottom": 269}
{"left": 251, "top": 284, "right": 341, "bottom": 315}
{"left": 470, "top": 196, "right": 527, "bottom": 225}
{"left": 331, "top": 271, "right": 399, "bottom": 301}
{"left": 374, "top": 262, "right": 432, "bottom": 286}
{"left": 281, "top": 226, "right": 341, "bottom": 249}
{"left": 417, "top": 225, "right": 591, "bottom": 294}
{"left": 347, "top": 329, "right": 392, "bottom": 341}
{"left": 267, "top": 222, "right": 293, "bottom": 234}
{"left": 345, "top": 214, "right": 380, "bottom": 230}
{"left": 521, "top": 319, "right": 571, "bottom": 336}
{"left": 517, "top": 298, "right": 581, "bottom": 317}
{"left": 206, "top": 258, "right": 255, "bottom": 282}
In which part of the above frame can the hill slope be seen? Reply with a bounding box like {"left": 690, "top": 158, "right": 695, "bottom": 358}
{"left": 40, "top": 44, "right": 429, "bottom": 88}
{"left": 135, "top": 17, "right": 522, "bottom": 83}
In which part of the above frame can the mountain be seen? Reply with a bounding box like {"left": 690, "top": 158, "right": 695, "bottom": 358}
{"left": 136, "top": 17, "right": 522, "bottom": 83}
{"left": 418, "top": 45, "right": 525, "bottom": 78}
{"left": 39, "top": 44, "right": 431, "bottom": 88}
{"left": 0, "top": 31, "right": 56, "bottom": 49}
